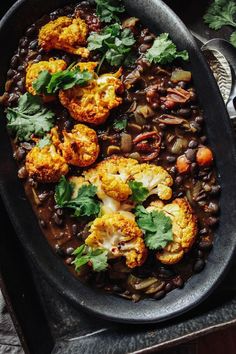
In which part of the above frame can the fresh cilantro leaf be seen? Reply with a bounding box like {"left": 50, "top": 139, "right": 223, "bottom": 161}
{"left": 113, "top": 118, "right": 127, "bottom": 131}
{"left": 95, "top": 0, "right": 125, "bottom": 23}
{"left": 55, "top": 176, "right": 73, "bottom": 206}
{"left": 88, "top": 249, "right": 109, "bottom": 271}
{"left": 203, "top": 0, "right": 236, "bottom": 30}
{"left": 55, "top": 177, "right": 100, "bottom": 218}
{"left": 6, "top": 93, "right": 55, "bottom": 141}
{"left": 230, "top": 31, "right": 236, "bottom": 47}
{"left": 72, "top": 244, "right": 108, "bottom": 272}
{"left": 37, "top": 135, "right": 51, "bottom": 148}
{"left": 128, "top": 181, "right": 149, "bottom": 203}
{"left": 135, "top": 205, "right": 173, "bottom": 250}
{"left": 32, "top": 70, "right": 51, "bottom": 95}
{"left": 87, "top": 24, "right": 136, "bottom": 67}
{"left": 145, "top": 33, "right": 189, "bottom": 65}
{"left": 70, "top": 185, "right": 101, "bottom": 217}
{"left": 87, "top": 32, "right": 111, "bottom": 51}
{"left": 72, "top": 245, "right": 90, "bottom": 270}
{"left": 33, "top": 68, "right": 93, "bottom": 95}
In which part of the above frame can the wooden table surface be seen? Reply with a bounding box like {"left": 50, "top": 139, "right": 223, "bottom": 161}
{"left": 0, "top": 1, "right": 236, "bottom": 353}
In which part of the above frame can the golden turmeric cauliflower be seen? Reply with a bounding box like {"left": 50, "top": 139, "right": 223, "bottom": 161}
{"left": 85, "top": 213, "right": 147, "bottom": 268}
{"left": 147, "top": 198, "right": 197, "bottom": 264}
{"left": 25, "top": 144, "right": 69, "bottom": 183}
{"left": 59, "top": 124, "right": 100, "bottom": 167}
{"left": 25, "top": 58, "right": 67, "bottom": 100}
{"left": 73, "top": 61, "right": 98, "bottom": 73}
{"left": 83, "top": 156, "right": 173, "bottom": 216}
{"left": 38, "top": 16, "right": 89, "bottom": 57}
{"left": 84, "top": 156, "right": 138, "bottom": 202}
{"left": 132, "top": 163, "right": 173, "bottom": 201}
{"left": 59, "top": 68, "right": 123, "bottom": 125}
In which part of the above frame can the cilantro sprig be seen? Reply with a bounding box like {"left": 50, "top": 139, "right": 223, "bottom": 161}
{"left": 95, "top": 0, "right": 125, "bottom": 23}
{"left": 128, "top": 181, "right": 149, "bottom": 203}
{"left": 203, "top": 0, "right": 236, "bottom": 48}
{"left": 72, "top": 244, "right": 108, "bottom": 272}
{"left": 33, "top": 67, "right": 93, "bottom": 95}
{"left": 145, "top": 33, "right": 189, "bottom": 65}
{"left": 113, "top": 118, "right": 127, "bottom": 131}
{"left": 6, "top": 93, "right": 55, "bottom": 141}
{"left": 37, "top": 135, "right": 51, "bottom": 148}
{"left": 135, "top": 206, "right": 173, "bottom": 250}
{"left": 55, "top": 176, "right": 100, "bottom": 218}
{"left": 87, "top": 23, "right": 136, "bottom": 68}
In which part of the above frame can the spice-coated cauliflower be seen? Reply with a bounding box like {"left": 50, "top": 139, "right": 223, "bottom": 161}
{"left": 85, "top": 213, "right": 147, "bottom": 268}
{"left": 147, "top": 198, "right": 197, "bottom": 264}
{"left": 70, "top": 172, "right": 135, "bottom": 220}
{"left": 132, "top": 163, "right": 173, "bottom": 201}
{"left": 25, "top": 58, "right": 67, "bottom": 101}
{"left": 59, "top": 68, "right": 123, "bottom": 125}
{"left": 73, "top": 61, "right": 98, "bottom": 73}
{"left": 59, "top": 124, "right": 100, "bottom": 167}
{"left": 83, "top": 156, "right": 173, "bottom": 215}
{"left": 25, "top": 144, "right": 69, "bottom": 183}
{"left": 84, "top": 156, "right": 138, "bottom": 202}
{"left": 38, "top": 16, "right": 89, "bottom": 57}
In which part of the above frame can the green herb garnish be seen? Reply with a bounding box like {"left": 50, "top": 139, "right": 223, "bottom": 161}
{"left": 55, "top": 176, "right": 100, "bottom": 218}
{"left": 113, "top": 118, "right": 127, "bottom": 131}
{"left": 95, "top": 0, "right": 125, "bottom": 23}
{"left": 135, "top": 205, "right": 173, "bottom": 250}
{"left": 33, "top": 67, "right": 93, "bottom": 95}
{"left": 37, "top": 135, "right": 51, "bottom": 148}
{"left": 203, "top": 0, "right": 236, "bottom": 29}
{"left": 128, "top": 181, "right": 149, "bottom": 203}
{"left": 203, "top": 0, "right": 236, "bottom": 48}
{"left": 72, "top": 244, "right": 108, "bottom": 272}
{"left": 230, "top": 31, "right": 236, "bottom": 47}
{"left": 6, "top": 93, "right": 55, "bottom": 141}
{"left": 87, "top": 23, "right": 136, "bottom": 68}
{"left": 145, "top": 33, "right": 189, "bottom": 65}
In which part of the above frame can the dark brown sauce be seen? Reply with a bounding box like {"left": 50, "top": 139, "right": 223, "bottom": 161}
{"left": 2, "top": 1, "right": 220, "bottom": 301}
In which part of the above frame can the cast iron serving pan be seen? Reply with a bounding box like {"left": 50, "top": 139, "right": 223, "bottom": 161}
{"left": 1, "top": 0, "right": 236, "bottom": 324}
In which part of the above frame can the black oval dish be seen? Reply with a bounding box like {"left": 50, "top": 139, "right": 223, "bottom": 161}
{"left": 1, "top": 0, "right": 236, "bottom": 324}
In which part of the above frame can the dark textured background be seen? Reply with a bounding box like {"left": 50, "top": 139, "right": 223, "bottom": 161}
{"left": 1, "top": 1, "right": 236, "bottom": 354}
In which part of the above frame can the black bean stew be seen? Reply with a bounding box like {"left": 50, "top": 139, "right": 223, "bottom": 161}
{"left": 0, "top": 1, "right": 220, "bottom": 302}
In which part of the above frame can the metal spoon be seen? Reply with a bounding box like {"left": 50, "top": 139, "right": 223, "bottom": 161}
{"left": 191, "top": 32, "right": 236, "bottom": 120}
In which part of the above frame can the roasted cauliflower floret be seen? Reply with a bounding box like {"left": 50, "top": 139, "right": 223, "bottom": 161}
{"left": 59, "top": 69, "right": 123, "bottom": 125}
{"left": 132, "top": 163, "right": 173, "bottom": 201}
{"left": 147, "top": 198, "right": 197, "bottom": 264}
{"left": 25, "top": 144, "right": 69, "bottom": 183}
{"left": 25, "top": 58, "right": 67, "bottom": 100}
{"left": 84, "top": 156, "right": 138, "bottom": 202}
{"left": 59, "top": 124, "right": 99, "bottom": 167}
{"left": 83, "top": 156, "right": 173, "bottom": 215}
{"left": 74, "top": 61, "right": 98, "bottom": 73}
{"left": 38, "top": 16, "right": 89, "bottom": 57}
{"left": 85, "top": 213, "right": 147, "bottom": 268}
